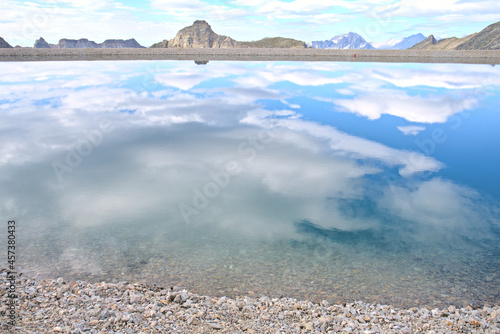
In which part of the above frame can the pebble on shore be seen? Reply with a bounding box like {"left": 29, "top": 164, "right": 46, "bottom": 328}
{"left": 0, "top": 271, "right": 498, "bottom": 333}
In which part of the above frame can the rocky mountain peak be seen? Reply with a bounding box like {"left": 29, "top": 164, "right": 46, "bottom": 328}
{"left": 0, "top": 37, "right": 13, "bottom": 48}
{"left": 34, "top": 37, "right": 51, "bottom": 48}
{"left": 409, "top": 35, "right": 439, "bottom": 50}
{"left": 151, "top": 19, "right": 306, "bottom": 49}
{"left": 168, "top": 20, "right": 238, "bottom": 48}
{"left": 190, "top": 20, "right": 215, "bottom": 35}
{"left": 193, "top": 20, "right": 210, "bottom": 27}
{"left": 309, "top": 32, "right": 374, "bottom": 49}
{"left": 426, "top": 35, "right": 438, "bottom": 45}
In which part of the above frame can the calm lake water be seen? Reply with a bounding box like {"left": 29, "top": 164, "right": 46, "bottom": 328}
{"left": 0, "top": 60, "right": 499, "bottom": 308}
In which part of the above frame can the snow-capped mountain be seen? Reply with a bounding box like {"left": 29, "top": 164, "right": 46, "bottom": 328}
{"left": 371, "top": 39, "right": 401, "bottom": 49}
{"left": 308, "top": 32, "right": 375, "bottom": 49}
{"left": 390, "top": 34, "right": 426, "bottom": 49}
{"left": 373, "top": 33, "right": 426, "bottom": 50}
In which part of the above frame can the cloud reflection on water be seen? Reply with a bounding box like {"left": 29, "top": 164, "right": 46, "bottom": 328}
{"left": 0, "top": 61, "right": 498, "bottom": 244}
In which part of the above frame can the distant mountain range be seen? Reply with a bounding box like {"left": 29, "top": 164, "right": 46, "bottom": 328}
{"left": 374, "top": 34, "right": 426, "bottom": 50}
{"left": 31, "top": 37, "right": 145, "bottom": 49}
{"left": 370, "top": 39, "right": 400, "bottom": 49}
{"left": 410, "top": 21, "right": 500, "bottom": 50}
{"left": 151, "top": 20, "right": 306, "bottom": 49}
{"left": 310, "top": 32, "right": 426, "bottom": 50}
{"left": 1, "top": 20, "right": 499, "bottom": 50}
{"left": 309, "top": 32, "right": 426, "bottom": 50}
{"left": 308, "top": 32, "right": 374, "bottom": 49}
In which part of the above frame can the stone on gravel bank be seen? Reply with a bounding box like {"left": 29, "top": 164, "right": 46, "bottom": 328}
{"left": 0, "top": 271, "right": 498, "bottom": 333}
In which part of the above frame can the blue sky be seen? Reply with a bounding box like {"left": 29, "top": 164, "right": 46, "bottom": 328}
{"left": 2, "top": 0, "right": 500, "bottom": 47}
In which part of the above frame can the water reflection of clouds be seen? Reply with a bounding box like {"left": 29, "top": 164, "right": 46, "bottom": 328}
{"left": 379, "top": 178, "right": 500, "bottom": 238}
{"left": 242, "top": 116, "right": 443, "bottom": 177}
{"left": 331, "top": 90, "right": 476, "bottom": 123}
{"left": 397, "top": 125, "right": 426, "bottom": 136}
{"left": 0, "top": 61, "right": 498, "bottom": 242}
{"left": 48, "top": 124, "right": 383, "bottom": 235}
{"left": 313, "top": 65, "right": 500, "bottom": 124}
{"left": 370, "top": 66, "right": 500, "bottom": 90}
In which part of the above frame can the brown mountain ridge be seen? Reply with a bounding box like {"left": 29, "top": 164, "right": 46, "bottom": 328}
{"left": 410, "top": 21, "right": 500, "bottom": 50}
{"left": 151, "top": 20, "right": 306, "bottom": 49}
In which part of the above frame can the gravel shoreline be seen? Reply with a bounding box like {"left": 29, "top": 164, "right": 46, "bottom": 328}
{"left": 1, "top": 48, "right": 500, "bottom": 64}
{"left": 1, "top": 270, "right": 498, "bottom": 333}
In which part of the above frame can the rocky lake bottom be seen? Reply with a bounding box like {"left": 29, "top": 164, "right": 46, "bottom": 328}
{"left": 14, "top": 220, "right": 499, "bottom": 310}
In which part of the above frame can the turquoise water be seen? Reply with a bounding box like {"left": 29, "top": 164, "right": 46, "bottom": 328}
{"left": 0, "top": 60, "right": 499, "bottom": 307}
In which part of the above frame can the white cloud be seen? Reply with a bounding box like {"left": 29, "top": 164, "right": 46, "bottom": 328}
{"left": 241, "top": 115, "right": 443, "bottom": 177}
{"left": 386, "top": 0, "right": 500, "bottom": 18}
{"left": 397, "top": 125, "right": 426, "bottom": 136}
{"left": 59, "top": 0, "right": 131, "bottom": 11}
{"left": 371, "top": 66, "right": 500, "bottom": 89}
{"left": 148, "top": 61, "right": 250, "bottom": 90}
{"left": 235, "top": 0, "right": 354, "bottom": 14}
{"left": 149, "top": 0, "right": 249, "bottom": 23}
{"left": 332, "top": 90, "right": 476, "bottom": 123}
{"left": 0, "top": 0, "right": 170, "bottom": 47}
{"left": 154, "top": 72, "right": 220, "bottom": 91}
{"left": 281, "top": 99, "right": 301, "bottom": 109}
{"left": 315, "top": 64, "right": 500, "bottom": 125}
{"left": 336, "top": 88, "right": 356, "bottom": 96}
{"left": 233, "top": 66, "right": 343, "bottom": 88}
{"left": 150, "top": 0, "right": 209, "bottom": 11}
{"left": 378, "top": 178, "right": 499, "bottom": 237}
{"left": 1, "top": 0, "right": 499, "bottom": 47}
